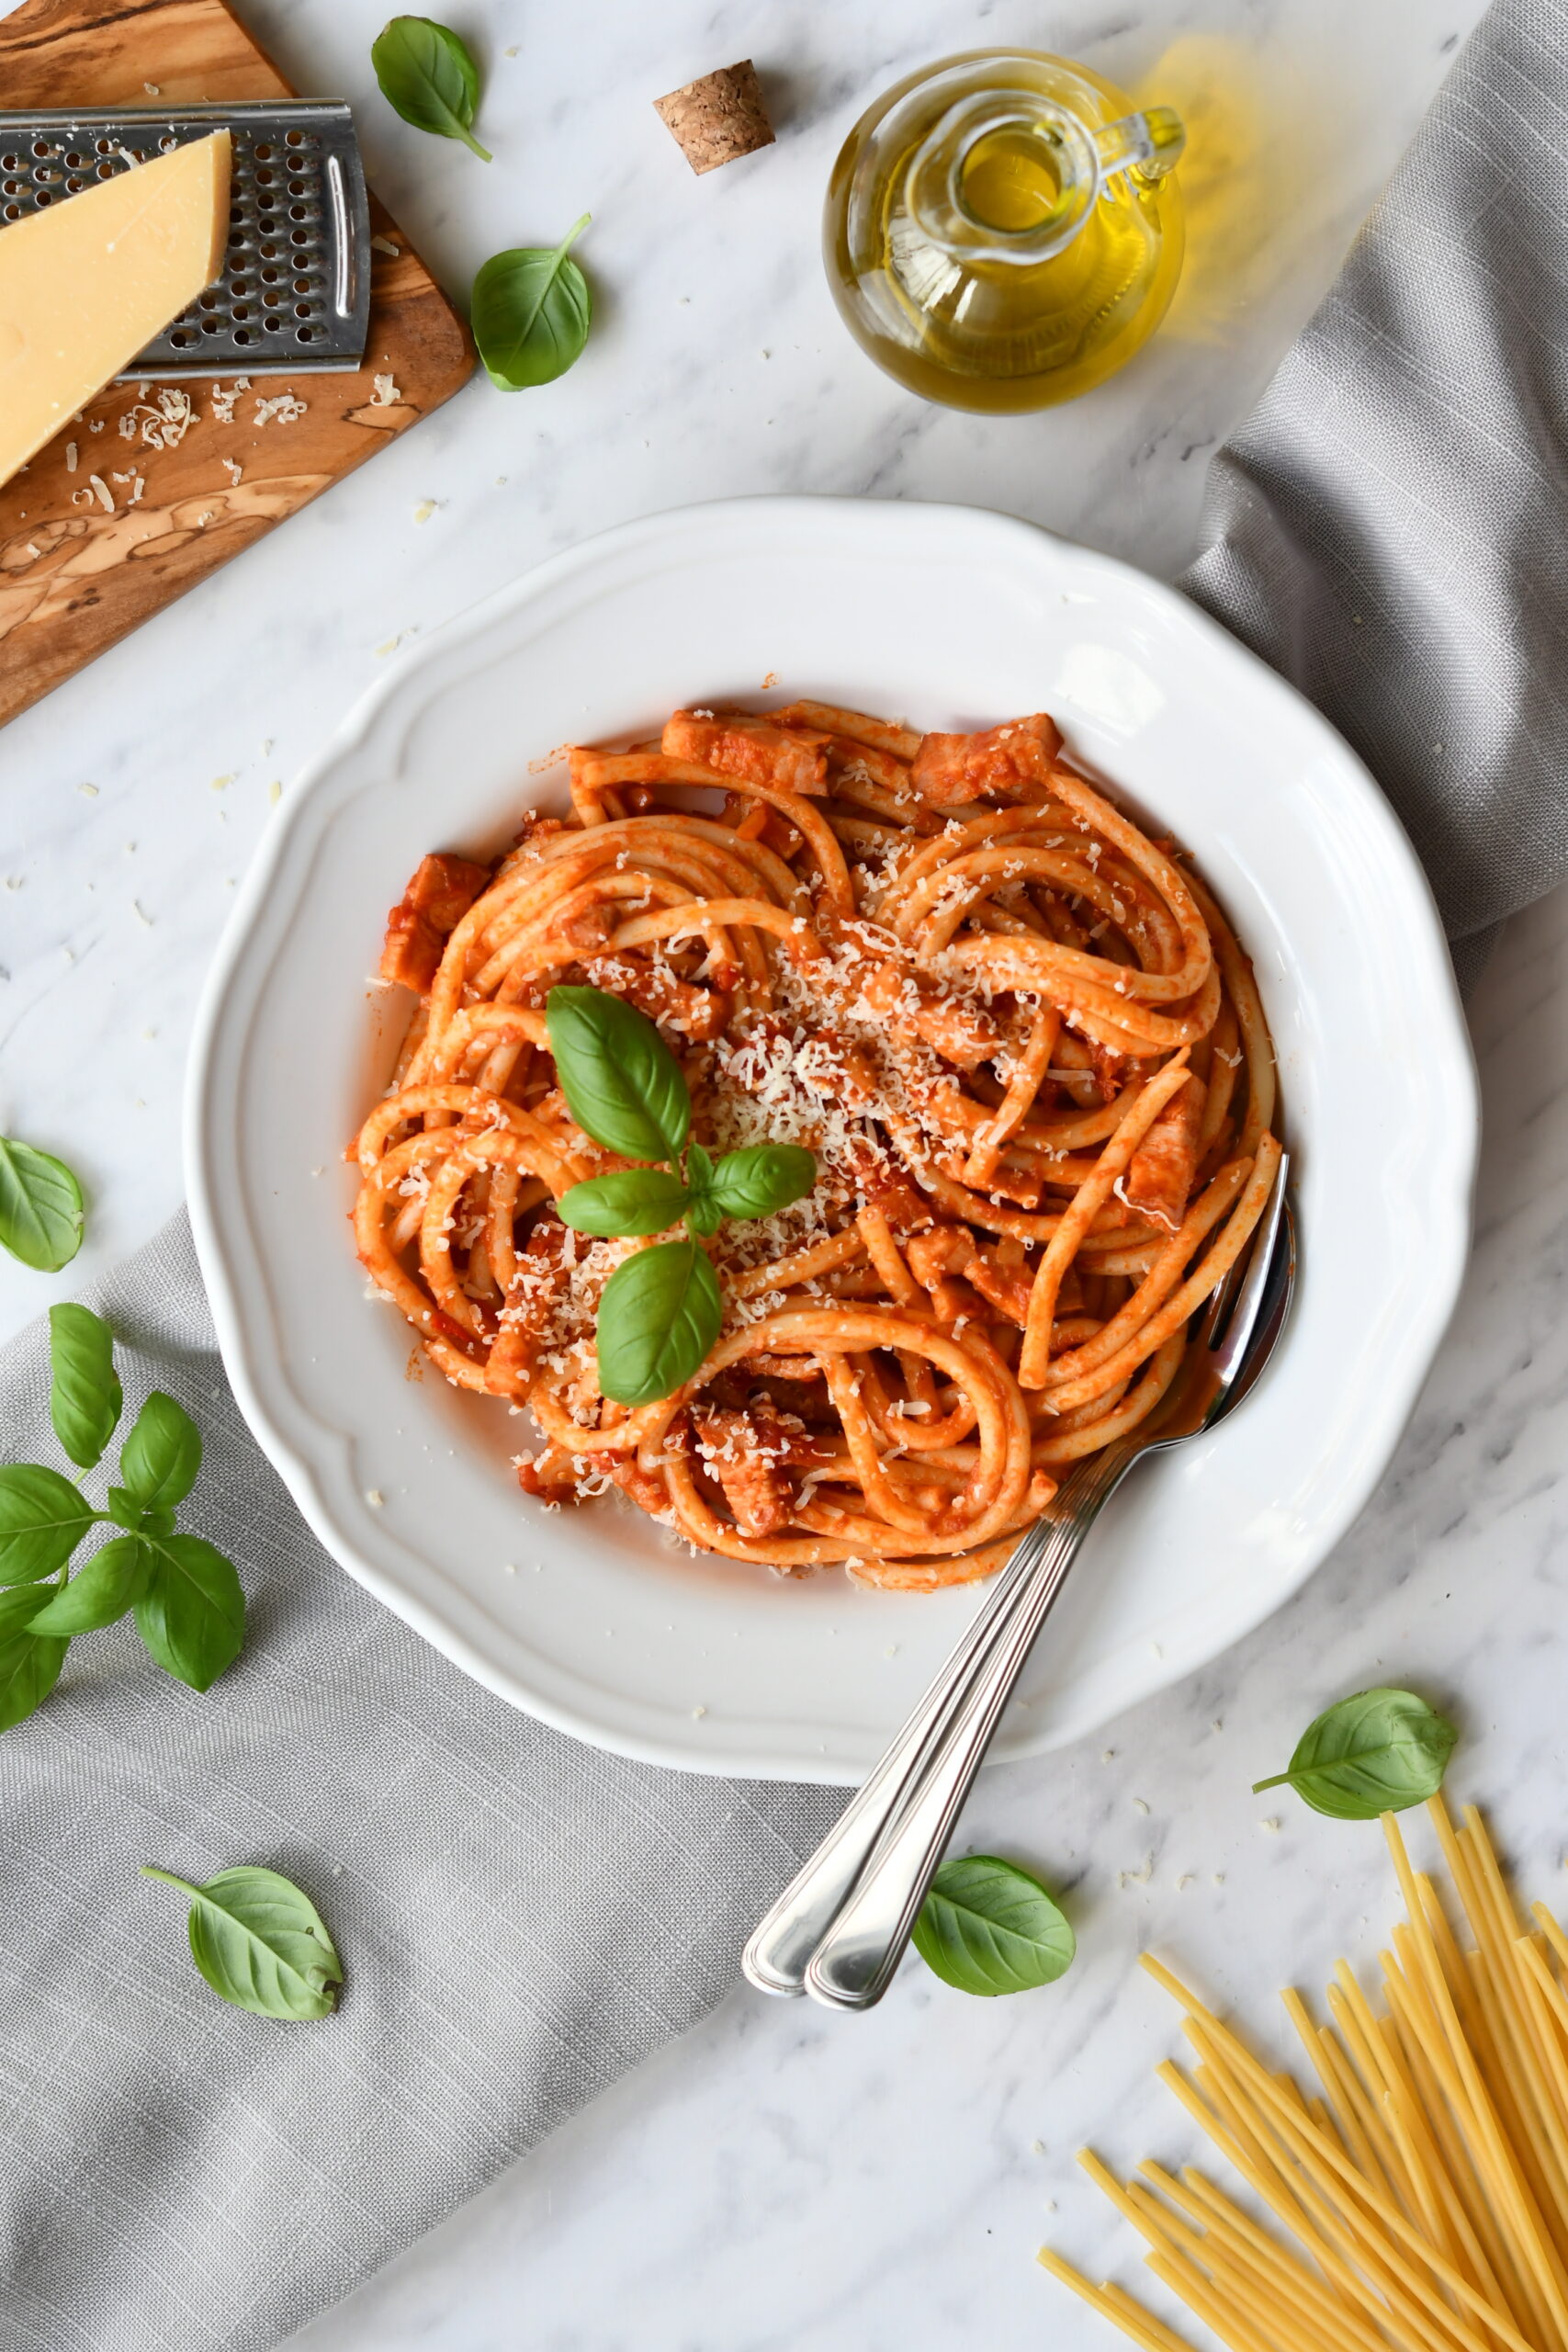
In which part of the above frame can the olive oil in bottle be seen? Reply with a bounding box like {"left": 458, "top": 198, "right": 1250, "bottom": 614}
{"left": 825, "top": 50, "right": 1186, "bottom": 413}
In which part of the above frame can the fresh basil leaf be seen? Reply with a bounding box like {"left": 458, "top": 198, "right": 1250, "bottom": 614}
{"left": 0, "top": 1138, "right": 84, "bottom": 1272}
{"left": 707, "top": 1145, "right": 818, "bottom": 1223}
{"left": 118, "top": 1391, "right": 202, "bottom": 1511}
{"left": 0, "top": 1582, "right": 69, "bottom": 1731}
{"left": 134, "top": 1533, "right": 245, "bottom": 1692}
{"left": 28, "top": 1534, "right": 151, "bottom": 1634}
{"left": 1252, "top": 1687, "right": 1457, "bottom": 1819}
{"left": 0, "top": 1464, "right": 96, "bottom": 1585}
{"left": 370, "top": 15, "right": 491, "bottom": 160}
{"left": 472, "top": 215, "right": 592, "bottom": 391}
{"left": 682, "top": 1143, "right": 724, "bottom": 1236}
{"left": 106, "top": 1486, "right": 144, "bottom": 1532}
{"left": 141, "top": 1864, "right": 343, "bottom": 2021}
{"left": 558, "top": 1169, "right": 690, "bottom": 1239}
{"left": 546, "top": 984, "right": 690, "bottom": 1161}
{"left": 912, "top": 1855, "right": 1076, "bottom": 1996}
{"left": 594, "top": 1239, "right": 721, "bottom": 1407}
{"left": 48, "top": 1304, "right": 122, "bottom": 1470}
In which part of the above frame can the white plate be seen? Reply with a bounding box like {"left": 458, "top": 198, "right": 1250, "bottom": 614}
{"left": 187, "top": 496, "right": 1477, "bottom": 1784}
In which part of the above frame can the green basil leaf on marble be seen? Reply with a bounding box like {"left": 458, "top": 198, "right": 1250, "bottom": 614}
{"left": 371, "top": 16, "right": 491, "bottom": 160}
{"left": 912, "top": 1855, "right": 1076, "bottom": 1996}
{"left": 0, "top": 1138, "right": 84, "bottom": 1272}
{"left": 1252, "top": 1688, "right": 1457, "bottom": 1819}
{"left": 472, "top": 216, "right": 592, "bottom": 391}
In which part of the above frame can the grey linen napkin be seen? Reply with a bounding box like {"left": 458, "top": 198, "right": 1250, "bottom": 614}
{"left": 0, "top": 1216, "right": 842, "bottom": 2351}
{"left": 1181, "top": 0, "right": 1568, "bottom": 989}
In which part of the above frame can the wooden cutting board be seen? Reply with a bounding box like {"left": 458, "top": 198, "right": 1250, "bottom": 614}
{"left": 0, "top": 0, "right": 475, "bottom": 726}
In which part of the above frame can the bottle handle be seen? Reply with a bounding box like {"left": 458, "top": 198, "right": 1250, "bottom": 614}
{"left": 1095, "top": 104, "right": 1185, "bottom": 186}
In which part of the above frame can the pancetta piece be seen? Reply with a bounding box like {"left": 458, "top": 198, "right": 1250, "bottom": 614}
{"left": 909, "top": 713, "right": 1063, "bottom": 808}
{"left": 662, "top": 708, "right": 830, "bottom": 795}
{"left": 1121, "top": 1073, "right": 1205, "bottom": 1234}
{"left": 379, "top": 852, "right": 491, "bottom": 994}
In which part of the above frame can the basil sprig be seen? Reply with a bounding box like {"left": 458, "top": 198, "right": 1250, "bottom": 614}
{"left": 371, "top": 16, "right": 491, "bottom": 160}
{"left": 546, "top": 986, "right": 816, "bottom": 1406}
{"left": 142, "top": 1864, "right": 343, "bottom": 2021}
{"left": 1252, "top": 1687, "right": 1457, "bottom": 1819}
{"left": 912, "top": 1855, "right": 1077, "bottom": 1997}
{"left": 0, "top": 1306, "right": 245, "bottom": 1732}
{"left": 0, "top": 1136, "right": 84, "bottom": 1271}
{"left": 472, "top": 216, "right": 593, "bottom": 390}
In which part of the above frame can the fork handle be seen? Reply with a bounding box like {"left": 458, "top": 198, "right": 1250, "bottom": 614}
{"left": 741, "top": 1443, "right": 1133, "bottom": 2002}
{"left": 802, "top": 1442, "right": 1137, "bottom": 2011}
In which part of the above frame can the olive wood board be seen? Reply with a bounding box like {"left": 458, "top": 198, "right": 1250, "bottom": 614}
{"left": 0, "top": 0, "right": 475, "bottom": 727}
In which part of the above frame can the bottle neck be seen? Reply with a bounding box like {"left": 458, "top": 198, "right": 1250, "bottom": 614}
{"left": 905, "top": 87, "right": 1186, "bottom": 267}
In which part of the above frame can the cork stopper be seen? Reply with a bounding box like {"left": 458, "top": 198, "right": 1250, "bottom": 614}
{"left": 654, "top": 60, "right": 774, "bottom": 175}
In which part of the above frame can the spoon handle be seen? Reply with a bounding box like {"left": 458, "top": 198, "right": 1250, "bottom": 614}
{"left": 741, "top": 1442, "right": 1134, "bottom": 2003}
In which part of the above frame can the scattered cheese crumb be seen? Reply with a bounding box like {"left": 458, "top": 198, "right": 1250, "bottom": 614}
{"left": 267, "top": 781, "right": 282, "bottom": 804}
{"left": 370, "top": 233, "right": 400, "bottom": 256}
{"left": 691, "top": 1703, "right": 707, "bottom": 1719}
{"left": 1176, "top": 1872, "right": 1194, "bottom": 1891}
{"left": 502, "top": 1562, "right": 517, "bottom": 1576}
{"left": 412, "top": 498, "right": 437, "bottom": 524}
{"left": 1117, "top": 1853, "right": 1155, "bottom": 1890}
{"left": 1213, "top": 1872, "right": 1226, "bottom": 1885}
{"left": 1031, "top": 2139, "right": 1045, "bottom": 2156}
{"left": 1100, "top": 1748, "right": 1115, "bottom": 1763}
{"left": 87, "top": 474, "right": 114, "bottom": 513}
{"left": 209, "top": 378, "right": 251, "bottom": 424}
{"left": 143, "top": 81, "right": 161, "bottom": 94}
{"left": 1259, "top": 1817, "right": 1281, "bottom": 1835}
{"left": 221, "top": 457, "right": 243, "bottom": 484}
{"left": 131, "top": 899, "right": 152, "bottom": 926}
{"left": 365, "top": 1488, "right": 385, "bottom": 1508}
{"left": 77, "top": 782, "right": 98, "bottom": 797}
{"left": 65, "top": 441, "right": 77, "bottom": 472}
{"left": 370, "top": 373, "right": 403, "bottom": 406}
{"left": 1132, "top": 1796, "right": 1150, "bottom": 1815}
{"left": 210, "top": 773, "right": 234, "bottom": 792}
{"left": 254, "top": 392, "right": 308, "bottom": 427}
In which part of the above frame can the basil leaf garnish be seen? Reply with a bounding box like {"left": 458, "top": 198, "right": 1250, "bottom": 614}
{"left": 370, "top": 15, "right": 491, "bottom": 160}
{"left": 1252, "top": 1688, "right": 1457, "bottom": 1818}
{"left": 134, "top": 1533, "right": 245, "bottom": 1692}
{"left": 0, "top": 1464, "right": 96, "bottom": 1586}
{"left": 118, "top": 1391, "right": 202, "bottom": 1512}
{"left": 594, "top": 1239, "right": 721, "bottom": 1406}
{"left": 0, "top": 1137, "right": 84, "bottom": 1272}
{"left": 0, "top": 1583, "right": 69, "bottom": 1732}
{"left": 141, "top": 1864, "right": 343, "bottom": 2021}
{"left": 472, "top": 216, "right": 592, "bottom": 391}
{"left": 48, "top": 1303, "right": 122, "bottom": 1470}
{"left": 706, "top": 1145, "right": 817, "bottom": 1223}
{"left": 28, "top": 1534, "right": 152, "bottom": 1635}
{"left": 547, "top": 985, "right": 690, "bottom": 1161}
{"left": 912, "top": 1856, "right": 1076, "bottom": 1996}
{"left": 558, "top": 1169, "right": 690, "bottom": 1238}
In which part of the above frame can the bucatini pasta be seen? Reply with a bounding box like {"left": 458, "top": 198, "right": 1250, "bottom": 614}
{"left": 1043, "top": 1799, "right": 1568, "bottom": 2352}
{"left": 353, "top": 698, "right": 1279, "bottom": 1587}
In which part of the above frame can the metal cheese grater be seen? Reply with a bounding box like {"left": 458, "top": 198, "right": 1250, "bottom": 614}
{"left": 0, "top": 99, "right": 371, "bottom": 375}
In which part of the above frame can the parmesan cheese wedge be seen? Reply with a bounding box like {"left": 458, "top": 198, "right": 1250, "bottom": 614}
{"left": 0, "top": 130, "right": 231, "bottom": 491}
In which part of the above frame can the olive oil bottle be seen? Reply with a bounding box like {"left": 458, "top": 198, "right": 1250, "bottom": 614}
{"left": 825, "top": 50, "right": 1186, "bottom": 413}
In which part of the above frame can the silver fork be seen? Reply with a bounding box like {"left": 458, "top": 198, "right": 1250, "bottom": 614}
{"left": 742, "top": 1155, "right": 1295, "bottom": 2011}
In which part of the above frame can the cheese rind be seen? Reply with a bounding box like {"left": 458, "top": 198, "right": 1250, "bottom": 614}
{"left": 0, "top": 130, "right": 232, "bottom": 490}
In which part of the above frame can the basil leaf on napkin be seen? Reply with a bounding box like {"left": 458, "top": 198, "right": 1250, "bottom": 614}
{"left": 0, "top": 1464, "right": 97, "bottom": 1585}
{"left": 118, "top": 1391, "right": 202, "bottom": 1511}
{"left": 912, "top": 1855, "right": 1077, "bottom": 1996}
{"left": 547, "top": 983, "right": 689, "bottom": 1160}
{"left": 48, "top": 1303, "right": 122, "bottom": 1470}
{"left": 1252, "top": 1688, "right": 1457, "bottom": 1818}
{"left": 473, "top": 216, "right": 592, "bottom": 390}
{"left": 142, "top": 1864, "right": 344, "bottom": 2020}
{"left": 0, "top": 1581, "right": 69, "bottom": 1731}
{"left": 28, "top": 1533, "right": 152, "bottom": 1634}
{"left": 371, "top": 16, "right": 491, "bottom": 161}
{"left": 134, "top": 1533, "right": 246, "bottom": 1692}
{"left": 594, "top": 1238, "right": 721, "bottom": 1406}
{"left": 0, "top": 1137, "right": 84, "bottom": 1272}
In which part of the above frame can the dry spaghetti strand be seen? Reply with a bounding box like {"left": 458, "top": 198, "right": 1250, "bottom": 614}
{"left": 1043, "top": 1799, "right": 1568, "bottom": 2352}
{"left": 354, "top": 699, "right": 1278, "bottom": 1584}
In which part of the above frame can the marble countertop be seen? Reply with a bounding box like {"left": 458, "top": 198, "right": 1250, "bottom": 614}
{"left": 7, "top": 1, "right": 1566, "bottom": 2346}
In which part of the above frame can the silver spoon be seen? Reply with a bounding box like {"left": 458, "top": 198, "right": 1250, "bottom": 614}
{"left": 742, "top": 1155, "right": 1295, "bottom": 2011}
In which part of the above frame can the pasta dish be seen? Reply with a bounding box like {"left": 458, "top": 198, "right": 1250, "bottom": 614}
{"left": 353, "top": 698, "right": 1280, "bottom": 1589}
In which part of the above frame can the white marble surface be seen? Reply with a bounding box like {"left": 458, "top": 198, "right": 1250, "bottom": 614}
{"left": 8, "top": 0, "right": 1566, "bottom": 2346}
